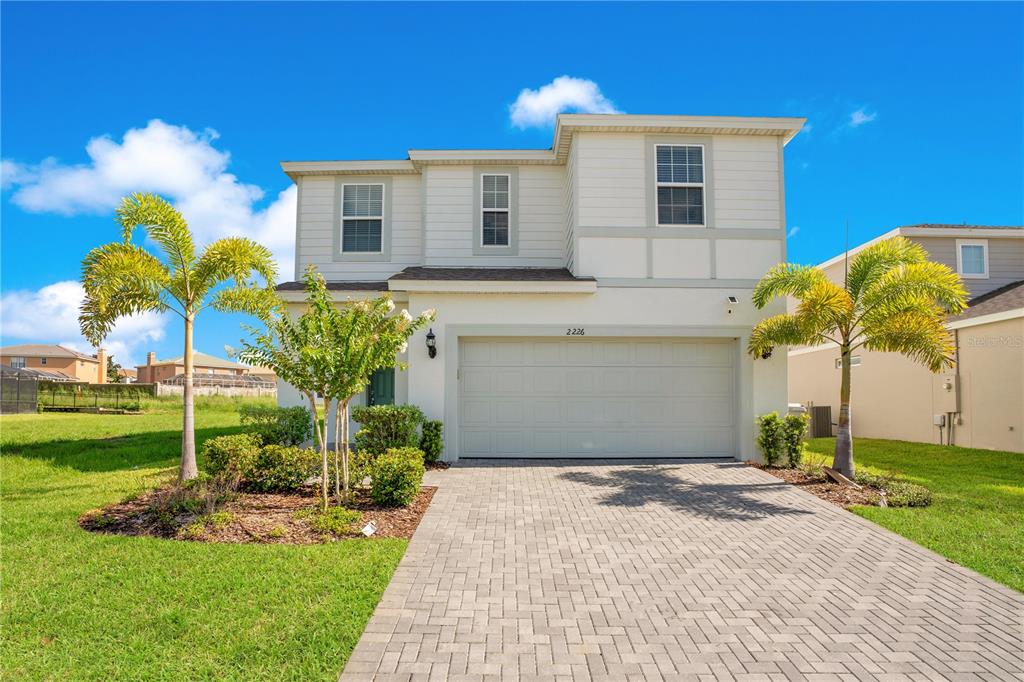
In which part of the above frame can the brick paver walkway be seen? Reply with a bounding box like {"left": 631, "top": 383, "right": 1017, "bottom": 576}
{"left": 341, "top": 461, "right": 1024, "bottom": 681}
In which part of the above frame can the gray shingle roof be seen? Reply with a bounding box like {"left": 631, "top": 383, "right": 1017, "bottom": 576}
{"left": 952, "top": 280, "right": 1024, "bottom": 322}
{"left": 389, "top": 267, "right": 594, "bottom": 282}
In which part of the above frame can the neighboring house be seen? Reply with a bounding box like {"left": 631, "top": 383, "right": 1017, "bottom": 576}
{"left": 136, "top": 350, "right": 254, "bottom": 384}
{"left": 276, "top": 113, "right": 804, "bottom": 460}
{"left": 116, "top": 368, "right": 138, "bottom": 383}
{"left": 789, "top": 225, "right": 1024, "bottom": 453}
{"left": 0, "top": 344, "right": 107, "bottom": 383}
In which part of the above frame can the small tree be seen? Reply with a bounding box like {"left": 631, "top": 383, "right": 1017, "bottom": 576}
{"left": 748, "top": 237, "right": 967, "bottom": 478}
{"left": 80, "top": 193, "right": 278, "bottom": 481}
{"left": 106, "top": 356, "right": 123, "bottom": 383}
{"left": 239, "top": 267, "right": 433, "bottom": 508}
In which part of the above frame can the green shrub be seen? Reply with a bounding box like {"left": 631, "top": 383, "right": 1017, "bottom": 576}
{"left": 247, "top": 445, "right": 318, "bottom": 492}
{"left": 755, "top": 412, "right": 785, "bottom": 467}
{"left": 297, "top": 506, "right": 362, "bottom": 536}
{"left": 855, "top": 471, "right": 933, "bottom": 507}
{"left": 352, "top": 405, "right": 424, "bottom": 458}
{"left": 201, "top": 433, "right": 262, "bottom": 480}
{"left": 419, "top": 420, "right": 444, "bottom": 463}
{"left": 370, "top": 447, "right": 425, "bottom": 507}
{"left": 240, "top": 405, "right": 312, "bottom": 446}
{"left": 781, "top": 413, "right": 810, "bottom": 468}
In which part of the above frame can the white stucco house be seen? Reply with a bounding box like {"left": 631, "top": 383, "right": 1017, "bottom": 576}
{"left": 276, "top": 114, "right": 805, "bottom": 461}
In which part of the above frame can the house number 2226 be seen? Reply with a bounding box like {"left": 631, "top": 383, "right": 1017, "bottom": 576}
{"left": 566, "top": 328, "right": 585, "bottom": 336}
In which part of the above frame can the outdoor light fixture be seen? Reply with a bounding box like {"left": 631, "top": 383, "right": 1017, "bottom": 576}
{"left": 725, "top": 295, "right": 739, "bottom": 314}
{"left": 425, "top": 328, "right": 437, "bottom": 358}
{"left": 761, "top": 347, "right": 774, "bottom": 360}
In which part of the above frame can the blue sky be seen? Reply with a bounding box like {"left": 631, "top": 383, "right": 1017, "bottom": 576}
{"left": 2, "top": 1, "right": 1021, "bottom": 367}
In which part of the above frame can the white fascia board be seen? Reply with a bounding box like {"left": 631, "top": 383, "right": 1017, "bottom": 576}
{"left": 787, "top": 342, "right": 841, "bottom": 357}
{"left": 388, "top": 280, "right": 598, "bottom": 294}
{"left": 276, "top": 290, "right": 407, "bottom": 304}
{"left": 407, "top": 149, "right": 557, "bottom": 165}
{"left": 280, "top": 160, "right": 417, "bottom": 181}
{"left": 947, "top": 307, "right": 1024, "bottom": 330}
{"left": 900, "top": 227, "right": 1024, "bottom": 239}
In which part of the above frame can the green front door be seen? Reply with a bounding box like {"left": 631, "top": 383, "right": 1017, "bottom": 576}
{"left": 367, "top": 367, "right": 395, "bottom": 406}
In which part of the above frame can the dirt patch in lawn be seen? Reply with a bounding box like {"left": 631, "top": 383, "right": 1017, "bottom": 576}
{"left": 751, "top": 463, "right": 882, "bottom": 508}
{"left": 79, "top": 486, "right": 436, "bottom": 545}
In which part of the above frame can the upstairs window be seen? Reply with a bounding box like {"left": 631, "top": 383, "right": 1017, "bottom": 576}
{"left": 341, "top": 184, "right": 384, "bottom": 253}
{"left": 481, "top": 174, "right": 510, "bottom": 247}
{"left": 956, "top": 239, "right": 988, "bottom": 279}
{"left": 655, "top": 144, "right": 705, "bottom": 226}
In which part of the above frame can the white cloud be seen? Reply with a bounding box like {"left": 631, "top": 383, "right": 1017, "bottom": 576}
{"left": 509, "top": 76, "right": 621, "bottom": 129}
{"left": 0, "top": 281, "right": 167, "bottom": 367}
{"left": 2, "top": 119, "right": 297, "bottom": 278}
{"left": 787, "top": 226, "right": 800, "bottom": 238}
{"left": 849, "top": 108, "right": 878, "bottom": 128}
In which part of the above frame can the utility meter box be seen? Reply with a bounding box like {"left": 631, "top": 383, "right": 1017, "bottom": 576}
{"left": 934, "top": 373, "right": 960, "bottom": 413}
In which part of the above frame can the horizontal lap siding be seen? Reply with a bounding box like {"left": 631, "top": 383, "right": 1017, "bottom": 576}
{"left": 914, "top": 236, "right": 1024, "bottom": 298}
{"left": 712, "top": 137, "right": 781, "bottom": 229}
{"left": 576, "top": 134, "right": 646, "bottom": 228}
{"left": 296, "top": 175, "right": 422, "bottom": 280}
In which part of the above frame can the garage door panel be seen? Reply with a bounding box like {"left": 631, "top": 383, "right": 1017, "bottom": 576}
{"left": 459, "top": 338, "right": 736, "bottom": 458}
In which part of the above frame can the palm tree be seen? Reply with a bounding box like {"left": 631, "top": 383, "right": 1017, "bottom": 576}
{"left": 80, "top": 193, "right": 278, "bottom": 481}
{"left": 748, "top": 236, "right": 968, "bottom": 479}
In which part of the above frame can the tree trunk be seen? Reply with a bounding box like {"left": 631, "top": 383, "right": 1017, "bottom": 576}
{"left": 179, "top": 315, "right": 198, "bottom": 482}
{"left": 341, "top": 398, "right": 351, "bottom": 494}
{"left": 832, "top": 344, "right": 855, "bottom": 479}
{"left": 306, "top": 393, "right": 327, "bottom": 511}
{"left": 333, "top": 399, "right": 341, "bottom": 502}
{"left": 320, "top": 396, "right": 330, "bottom": 510}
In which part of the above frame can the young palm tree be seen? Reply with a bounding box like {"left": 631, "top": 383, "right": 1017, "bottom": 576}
{"left": 80, "top": 193, "right": 278, "bottom": 481}
{"left": 748, "top": 237, "right": 968, "bottom": 479}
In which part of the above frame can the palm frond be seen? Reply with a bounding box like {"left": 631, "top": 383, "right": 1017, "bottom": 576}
{"left": 116, "top": 193, "right": 195, "bottom": 274}
{"left": 79, "top": 242, "right": 171, "bottom": 345}
{"left": 859, "top": 261, "right": 969, "bottom": 321}
{"left": 794, "top": 279, "right": 853, "bottom": 333}
{"left": 860, "top": 312, "right": 956, "bottom": 372}
{"left": 748, "top": 313, "right": 832, "bottom": 357}
{"left": 191, "top": 237, "right": 277, "bottom": 296}
{"left": 751, "top": 263, "right": 829, "bottom": 309}
{"left": 210, "top": 285, "right": 282, "bottom": 320}
{"left": 846, "top": 236, "right": 927, "bottom": 301}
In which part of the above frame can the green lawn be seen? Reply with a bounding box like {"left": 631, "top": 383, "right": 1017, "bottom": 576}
{"left": 806, "top": 437, "right": 1024, "bottom": 592}
{"left": 1, "top": 398, "right": 407, "bottom": 681}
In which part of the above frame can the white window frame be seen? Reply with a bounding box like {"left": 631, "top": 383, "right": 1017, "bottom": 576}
{"left": 10, "top": 356, "right": 26, "bottom": 369}
{"left": 40, "top": 357, "right": 47, "bottom": 365}
{"left": 956, "top": 239, "right": 989, "bottom": 279}
{"left": 654, "top": 143, "right": 706, "bottom": 228}
{"left": 479, "top": 173, "right": 511, "bottom": 248}
{"left": 340, "top": 182, "right": 385, "bottom": 255}
{"left": 835, "top": 356, "right": 862, "bottom": 369}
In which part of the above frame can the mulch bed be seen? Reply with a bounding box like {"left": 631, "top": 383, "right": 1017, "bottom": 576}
{"left": 79, "top": 485, "right": 437, "bottom": 545}
{"left": 750, "top": 463, "right": 881, "bottom": 508}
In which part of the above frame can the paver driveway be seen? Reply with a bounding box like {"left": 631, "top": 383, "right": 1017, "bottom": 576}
{"left": 342, "top": 461, "right": 1024, "bottom": 681}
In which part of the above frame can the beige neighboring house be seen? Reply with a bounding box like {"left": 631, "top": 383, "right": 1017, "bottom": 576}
{"left": 136, "top": 350, "right": 253, "bottom": 384}
{"left": 0, "top": 344, "right": 108, "bottom": 383}
{"left": 789, "top": 224, "right": 1024, "bottom": 453}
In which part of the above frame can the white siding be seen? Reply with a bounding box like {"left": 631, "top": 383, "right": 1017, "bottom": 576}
{"left": 712, "top": 136, "right": 781, "bottom": 229}
{"left": 575, "top": 133, "right": 646, "bottom": 228}
{"left": 564, "top": 142, "right": 578, "bottom": 271}
{"left": 422, "top": 165, "right": 566, "bottom": 267}
{"left": 295, "top": 174, "right": 422, "bottom": 280}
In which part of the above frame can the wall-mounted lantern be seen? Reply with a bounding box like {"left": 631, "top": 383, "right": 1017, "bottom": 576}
{"left": 425, "top": 328, "right": 437, "bottom": 359}
{"left": 761, "top": 347, "right": 774, "bottom": 360}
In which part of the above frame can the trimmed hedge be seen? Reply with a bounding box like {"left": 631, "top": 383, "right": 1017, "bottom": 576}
{"left": 370, "top": 447, "right": 425, "bottom": 507}
{"left": 419, "top": 420, "right": 444, "bottom": 463}
{"left": 352, "top": 405, "right": 424, "bottom": 457}
{"left": 240, "top": 405, "right": 312, "bottom": 446}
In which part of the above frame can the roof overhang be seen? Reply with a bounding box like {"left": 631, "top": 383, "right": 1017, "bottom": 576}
{"left": 280, "top": 114, "right": 806, "bottom": 180}
{"left": 276, "top": 289, "right": 409, "bottom": 304}
{"left": 816, "top": 225, "right": 1024, "bottom": 270}
{"left": 387, "top": 279, "right": 597, "bottom": 294}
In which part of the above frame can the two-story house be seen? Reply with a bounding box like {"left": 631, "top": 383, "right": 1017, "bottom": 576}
{"left": 276, "top": 114, "right": 805, "bottom": 461}
{"left": 789, "top": 224, "right": 1024, "bottom": 453}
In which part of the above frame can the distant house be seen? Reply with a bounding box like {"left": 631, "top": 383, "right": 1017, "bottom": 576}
{"left": 0, "top": 344, "right": 107, "bottom": 384}
{"left": 136, "top": 350, "right": 258, "bottom": 384}
{"left": 116, "top": 368, "right": 137, "bottom": 383}
{"left": 789, "top": 224, "right": 1023, "bottom": 453}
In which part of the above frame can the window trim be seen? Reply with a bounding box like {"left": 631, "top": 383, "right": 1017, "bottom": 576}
{"left": 835, "top": 356, "right": 862, "bottom": 369}
{"left": 956, "top": 239, "right": 989, "bottom": 279}
{"left": 10, "top": 356, "right": 25, "bottom": 369}
{"left": 472, "top": 166, "right": 518, "bottom": 256}
{"left": 645, "top": 135, "right": 714, "bottom": 229}
{"left": 332, "top": 177, "right": 392, "bottom": 263}
{"left": 655, "top": 143, "right": 706, "bottom": 228}
{"left": 479, "top": 172, "right": 511, "bottom": 248}
{"left": 340, "top": 182, "right": 385, "bottom": 255}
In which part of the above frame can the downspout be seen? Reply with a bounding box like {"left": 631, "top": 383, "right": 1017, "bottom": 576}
{"left": 950, "top": 328, "right": 961, "bottom": 446}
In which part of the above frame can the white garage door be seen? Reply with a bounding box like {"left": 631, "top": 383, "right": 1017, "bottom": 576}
{"left": 458, "top": 337, "right": 736, "bottom": 458}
